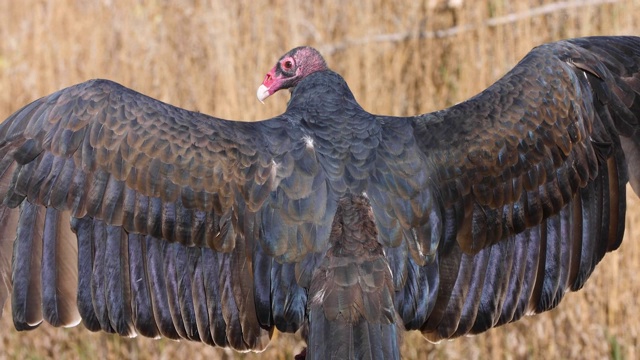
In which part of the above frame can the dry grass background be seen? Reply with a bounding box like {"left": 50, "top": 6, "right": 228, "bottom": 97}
{"left": 0, "top": 0, "right": 639, "bottom": 359}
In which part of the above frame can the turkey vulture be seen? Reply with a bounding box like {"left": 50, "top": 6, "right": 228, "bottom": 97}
{"left": 0, "top": 36, "right": 639, "bottom": 359}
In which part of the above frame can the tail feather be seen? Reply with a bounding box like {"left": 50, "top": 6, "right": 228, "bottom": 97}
{"left": 307, "top": 306, "right": 399, "bottom": 360}
{"left": 306, "top": 194, "right": 400, "bottom": 360}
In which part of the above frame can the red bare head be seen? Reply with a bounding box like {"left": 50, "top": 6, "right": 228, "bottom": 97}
{"left": 257, "top": 46, "right": 328, "bottom": 103}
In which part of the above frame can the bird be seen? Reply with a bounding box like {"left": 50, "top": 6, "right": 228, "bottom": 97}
{"left": 0, "top": 36, "right": 639, "bottom": 359}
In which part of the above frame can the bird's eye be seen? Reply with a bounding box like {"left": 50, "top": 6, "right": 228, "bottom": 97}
{"left": 283, "top": 60, "right": 293, "bottom": 70}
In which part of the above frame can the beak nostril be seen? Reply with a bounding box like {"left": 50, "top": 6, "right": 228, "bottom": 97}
{"left": 259, "top": 67, "right": 278, "bottom": 101}
{"left": 263, "top": 73, "right": 273, "bottom": 86}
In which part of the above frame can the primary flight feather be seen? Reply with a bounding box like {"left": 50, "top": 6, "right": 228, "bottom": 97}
{"left": 0, "top": 36, "right": 639, "bottom": 359}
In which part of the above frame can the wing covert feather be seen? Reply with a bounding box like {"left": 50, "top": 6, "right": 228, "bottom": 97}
{"left": 1, "top": 79, "right": 271, "bottom": 218}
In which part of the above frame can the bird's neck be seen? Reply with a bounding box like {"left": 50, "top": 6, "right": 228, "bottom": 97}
{"left": 284, "top": 70, "right": 381, "bottom": 195}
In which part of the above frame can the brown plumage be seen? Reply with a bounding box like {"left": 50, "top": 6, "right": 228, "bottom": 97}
{"left": 307, "top": 194, "right": 397, "bottom": 358}
{"left": 0, "top": 37, "right": 639, "bottom": 359}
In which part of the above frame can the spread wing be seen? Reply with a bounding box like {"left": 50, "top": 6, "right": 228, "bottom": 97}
{"left": 3, "top": 36, "right": 640, "bottom": 354}
{"left": 0, "top": 79, "right": 334, "bottom": 350}
{"left": 366, "top": 36, "right": 640, "bottom": 340}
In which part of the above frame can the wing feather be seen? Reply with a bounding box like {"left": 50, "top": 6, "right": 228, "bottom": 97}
{"left": 376, "top": 36, "right": 640, "bottom": 340}
{"left": 0, "top": 205, "right": 19, "bottom": 319}
{"left": 0, "top": 78, "right": 331, "bottom": 349}
{"left": 71, "top": 216, "right": 100, "bottom": 331}
{"left": 11, "top": 201, "right": 44, "bottom": 330}
{"left": 126, "top": 233, "right": 160, "bottom": 339}
{"left": 143, "top": 233, "right": 181, "bottom": 340}
{"left": 41, "top": 207, "right": 80, "bottom": 327}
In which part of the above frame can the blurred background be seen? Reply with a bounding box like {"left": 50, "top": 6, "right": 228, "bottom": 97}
{"left": 0, "top": 0, "right": 638, "bottom": 359}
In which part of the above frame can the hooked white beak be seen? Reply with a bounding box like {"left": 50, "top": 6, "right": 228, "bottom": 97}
{"left": 257, "top": 84, "right": 270, "bottom": 104}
